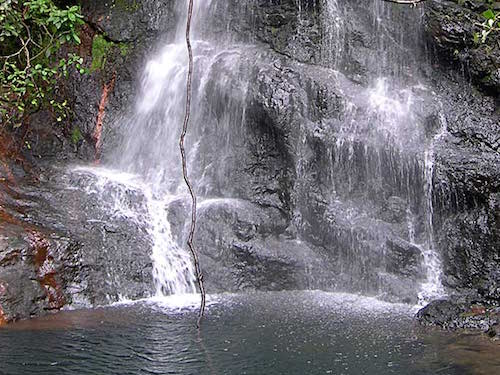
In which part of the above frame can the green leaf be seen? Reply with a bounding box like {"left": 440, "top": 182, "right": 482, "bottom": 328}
{"left": 473, "top": 32, "right": 480, "bottom": 44}
{"left": 482, "top": 9, "right": 495, "bottom": 20}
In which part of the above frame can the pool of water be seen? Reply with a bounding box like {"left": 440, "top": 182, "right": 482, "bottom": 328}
{"left": 1, "top": 291, "right": 499, "bottom": 375}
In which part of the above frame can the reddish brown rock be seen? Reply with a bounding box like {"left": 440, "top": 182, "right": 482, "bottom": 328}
{"left": 29, "top": 232, "right": 66, "bottom": 311}
{"left": 0, "top": 305, "right": 6, "bottom": 326}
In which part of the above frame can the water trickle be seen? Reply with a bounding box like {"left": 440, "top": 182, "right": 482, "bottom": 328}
{"left": 321, "top": 0, "right": 345, "bottom": 69}
{"left": 417, "top": 114, "right": 448, "bottom": 304}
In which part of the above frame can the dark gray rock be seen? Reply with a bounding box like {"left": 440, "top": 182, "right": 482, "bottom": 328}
{"left": 424, "top": 0, "right": 500, "bottom": 96}
{"left": 0, "top": 166, "right": 156, "bottom": 322}
{"left": 82, "top": 0, "right": 176, "bottom": 43}
{"left": 430, "top": 85, "right": 500, "bottom": 305}
{"left": 386, "top": 237, "right": 425, "bottom": 278}
{"left": 191, "top": 198, "right": 332, "bottom": 292}
{"left": 417, "top": 297, "right": 499, "bottom": 332}
{"left": 0, "top": 222, "right": 78, "bottom": 322}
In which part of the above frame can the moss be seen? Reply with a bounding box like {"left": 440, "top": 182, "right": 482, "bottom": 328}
{"left": 71, "top": 127, "right": 82, "bottom": 144}
{"left": 114, "top": 0, "right": 140, "bottom": 12}
{"left": 90, "top": 34, "right": 113, "bottom": 72}
{"left": 119, "top": 42, "right": 130, "bottom": 57}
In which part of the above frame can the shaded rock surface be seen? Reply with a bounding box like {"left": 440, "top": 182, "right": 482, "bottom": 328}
{"left": 0, "top": 167, "right": 155, "bottom": 323}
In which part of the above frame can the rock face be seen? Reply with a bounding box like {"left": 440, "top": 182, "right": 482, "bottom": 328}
{"left": 0, "top": 168, "right": 155, "bottom": 322}
{"left": 0, "top": 0, "right": 499, "bottom": 326}
{"left": 424, "top": 0, "right": 500, "bottom": 96}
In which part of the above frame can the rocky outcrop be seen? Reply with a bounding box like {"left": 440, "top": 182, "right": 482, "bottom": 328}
{"left": 430, "top": 77, "right": 500, "bottom": 307}
{"left": 424, "top": 0, "right": 500, "bottom": 96}
{"left": 0, "top": 0, "right": 175, "bottom": 324}
{"left": 0, "top": 221, "right": 75, "bottom": 322}
{"left": 417, "top": 297, "right": 500, "bottom": 335}
{"left": 0, "top": 167, "right": 156, "bottom": 323}
{"left": 194, "top": 199, "right": 331, "bottom": 291}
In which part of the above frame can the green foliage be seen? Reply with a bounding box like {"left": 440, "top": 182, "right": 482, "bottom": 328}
{"left": 90, "top": 34, "right": 113, "bottom": 72}
{"left": 91, "top": 34, "right": 131, "bottom": 71}
{"left": 119, "top": 42, "right": 130, "bottom": 57}
{"left": 114, "top": 0, "right": 140, "bottom": 13}
{"left": 0, "top": 0, "right": 85, "bottom": 128}
{"left": 472, "top": 0, "right": 500, "bottom": 43}
{"left": 70, "top": 126, "right": 81, "bottom": 144}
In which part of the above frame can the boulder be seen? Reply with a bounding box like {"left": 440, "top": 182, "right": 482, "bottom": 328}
{"left": 417, "top": 297, "right": 500, "bottom": 332}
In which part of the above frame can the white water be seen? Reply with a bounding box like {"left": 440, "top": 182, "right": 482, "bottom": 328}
{"left": 70, "top": 166, "right": 197, "bottom": 297}
{"left": 68, "top": 2, "right": 220, "bottom": 300}
{"left": 364, "top": 1, "right": 446, "bottom": 303}
{"left": 321, "top": 0, "right": 344, "bottom": 69}
{"left": 417, "top": 114, "right": 448, "bottom": 304}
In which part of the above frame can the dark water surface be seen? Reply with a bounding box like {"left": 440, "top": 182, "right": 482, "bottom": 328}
{"left": 1, "top": 291, "right": 499, "bottom": 375}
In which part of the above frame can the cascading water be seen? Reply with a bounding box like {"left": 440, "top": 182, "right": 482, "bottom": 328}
{"left": 314, "top": 0, "right": 446, "bottom": 303}
{"left": 68, "top": 1, "right": 221, "bottom": 300}
{"left": 366, "top": 1, "right": 447, "bottom": 303}
{"left": 417, "top": 113, "right": 448, "bottom": 303}
{"left": 65, "top": 0, "right": 448, "bottom": 306}
{"left": 320, "top": 0, "right": 344, "bottom": 69}
{"left": 69, "top": 0, "right": 252, "bottom": 302}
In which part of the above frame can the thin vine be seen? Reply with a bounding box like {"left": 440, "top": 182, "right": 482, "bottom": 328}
{"left": 179, "top": 0, "right": 206, "bottom": 328}
{"left": 381, "top": 0, "right": 427, "bottom": 5}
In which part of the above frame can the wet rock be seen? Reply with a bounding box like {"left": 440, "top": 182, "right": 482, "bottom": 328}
{"left": 431, "top": 88, "right": 500, "bottom": 304}
{"left": 417, "top": 298, "right": 500, "bottom": 332}
{"left": 486, "top": 322, "right": 500, "bottom": 338}
{"left": 82, "top": 1, "right": 176, "bottom": 43}
{"left": 0, "top": 222, "right": 77, "bottom": 322}
{"left": 193, "top": 198, "right": 330, "bottom": 292}
{"left": 0, "top": 166, "right": 157, "bottom": 321}
{"left": 425, "top": 0, "right": 500, "bottom": 96}
{"left": 380, "top": 196, "right": 409, "bottom": 224}
{"left": 386, "top": 237, "right": 425, "bottom": 278}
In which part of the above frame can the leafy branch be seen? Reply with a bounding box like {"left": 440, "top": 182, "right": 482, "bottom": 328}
{"left": 474, "top": 7, "right": 500, "bottom": 44}
{"left": 0, "top": 0, "right": 86, "bottom": 128}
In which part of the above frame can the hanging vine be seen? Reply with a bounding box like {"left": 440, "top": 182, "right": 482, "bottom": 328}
{"left": 179, "top": 0, "right": 206, "bottom": 328}
{"left": 381, "top": 0, "right": 427, "bottom": 5}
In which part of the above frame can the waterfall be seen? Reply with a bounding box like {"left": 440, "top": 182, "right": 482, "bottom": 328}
{"left": 69, "top": 1, "right": 219, "bottom": 300}
{"left": 368, "top": 0, "right": 446, "bottom": 303}
{"left": 417, "top": 113, "right": 448, "bottom": 303}
{"left": 316, "top": 0, "right": 446, "bottom": 303}
{"left": 65, "top": 0, "right": 448, "bottom": 305}
{"left": 320, "top": 0, "right": 344, "bottom": 69}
